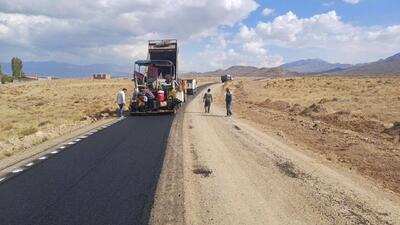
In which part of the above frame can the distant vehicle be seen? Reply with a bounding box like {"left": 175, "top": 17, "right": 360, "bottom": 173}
{"left": 186, "top": 79, "right": 197, "bottom": 95}
{"left": 221, "top": 74, "right": 233, "bottom": 83}
{"left": 130, "top": 39, "right": 184, "bottom": 115}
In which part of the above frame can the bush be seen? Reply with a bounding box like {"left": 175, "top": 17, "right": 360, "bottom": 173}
{"left": 1, "top": 75, "right": 13, "bottom": 84}
{"left": 19, "top": 127, "right": 38, "bottom": 137}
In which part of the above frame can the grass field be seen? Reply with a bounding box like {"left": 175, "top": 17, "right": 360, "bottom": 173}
{"left": 0, "top": 79, "right": 132, "bottom": 160}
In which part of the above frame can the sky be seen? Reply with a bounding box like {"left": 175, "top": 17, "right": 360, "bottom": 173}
{"left": 0, "top": 0, "right": 400, "bottom": 72}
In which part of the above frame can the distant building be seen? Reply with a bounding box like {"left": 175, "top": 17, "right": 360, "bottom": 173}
{"left": 93, "top": 73, "right": 111, "bottom": 80}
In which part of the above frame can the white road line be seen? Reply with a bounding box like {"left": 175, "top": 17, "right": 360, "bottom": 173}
{"left": 12, "top": 168, "right": 24, "bottom": 173}
{"left": 26, "top": 162, "right": 34, "bottom": 167}
{"left": 0, "top": 177, "right": 5, "bottom": 182}
{"left": 67, "top": 142, "right": 76, "bottom": 145}
{"left": 59, "top": 146, "right": 66, "bottom": 149}
{"left": 51, "top": 150, "right": 59, "bottom": 154}
{"left": 75, "top": 139, "right": 81, "bottom": 142}
{"left": 80, "top": 135, "right": 88, "bottom": 139}
{"left": 38, "top": 156, "right": 47, "bottom": 160}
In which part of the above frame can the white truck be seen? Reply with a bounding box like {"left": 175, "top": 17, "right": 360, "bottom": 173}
{"left": 186, "top": 79, "right": 197, "bottom": 95}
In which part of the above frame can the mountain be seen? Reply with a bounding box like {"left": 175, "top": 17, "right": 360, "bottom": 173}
{"left": 0, "top": 61, "right": 131, "bottom": 78}
{"left": 281, "top": 59, "right": 352, "bottom": 73}
{"left": 182, "top": 65, "right": 301, "bottom": 77}
{"left": 334, "top": 53, "right": 400, "bottom": 75}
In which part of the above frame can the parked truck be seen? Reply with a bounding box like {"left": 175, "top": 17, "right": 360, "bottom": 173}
{"left": 130, "top": 39, "right": 184, "bottom": 115}
{"left": 186, "top": 79, "right": 197, "bottom": 95}
{"left": 221, "top": 74, "right": 233, "bottom": 83}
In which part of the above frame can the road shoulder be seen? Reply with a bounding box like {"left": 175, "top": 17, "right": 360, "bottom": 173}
{"left": 182, "top": 83, "right": 400, "bottom": 225}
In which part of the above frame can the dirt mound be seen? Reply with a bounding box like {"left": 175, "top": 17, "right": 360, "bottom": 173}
{"left": 384, "top": 122, "right": 400, "bottom": 136}
{"left": 289, "top": 104, "right": 306, "bottom": 115}
{"left": 321, "top": 111, "right": 385, "bottom": 134}
{"left": 300, "top": 104, "right": 327, "bottom": 117}
{"left": 257, "top": 99, "right": 291, "bottom": 111}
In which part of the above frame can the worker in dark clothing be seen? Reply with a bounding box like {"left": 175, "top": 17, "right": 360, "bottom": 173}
{"left": 225, "top": 88, "right": 233, "bottom": 116}
{"left": 203, "top": 89, "right": 213, "bottom": 113}
{"left": 144, "top": 88, "right": 156, "bottom": 110}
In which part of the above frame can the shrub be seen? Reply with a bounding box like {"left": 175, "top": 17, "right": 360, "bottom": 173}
{"left": 19, "top": 127, "right": 38, "bottom": 137}
{"left": 1, "top": 75, "right": 13, "bottom": 84}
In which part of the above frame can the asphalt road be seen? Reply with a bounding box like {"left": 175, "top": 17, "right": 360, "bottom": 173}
{"left": 0, "top": 115, "right": 174, "bottom": 225}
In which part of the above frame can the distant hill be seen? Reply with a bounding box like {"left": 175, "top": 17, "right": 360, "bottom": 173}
{"left": 333, "top": 53, "right": 400, "bottom": 75}
{"left": 182, "top": 65, "right": 301, "bottom": 78}
{"left": 281, "top": 59, "right": 352, "bottom": 73}
{"left": 1, "top": 52, "right": 399, "bottom": 78}
{"left": 0, "top": 61, "right": 131, "bottom": 78}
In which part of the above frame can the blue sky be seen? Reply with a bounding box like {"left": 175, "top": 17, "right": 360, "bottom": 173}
{"left": 1, "top": 0, "right": 400, "bottom": 72}
{"left": 248, "top": 0, "right": 400, "bottom": 26}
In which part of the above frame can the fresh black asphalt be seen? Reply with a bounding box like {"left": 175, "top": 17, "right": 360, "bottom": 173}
{"left": 0, "top": 116, "right": 173, "bottom": 225}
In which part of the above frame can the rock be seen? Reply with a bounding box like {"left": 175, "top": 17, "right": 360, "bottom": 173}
{"left": 383, "top": 122, "right": 400, "bottom": 136}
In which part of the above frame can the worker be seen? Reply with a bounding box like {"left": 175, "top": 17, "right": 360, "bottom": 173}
{"left": 181, "top": 79, "right": 187, "bottom": 102}
{"left": 117, "top": 88, "right": 127, "bottom": 118}
{"left": 168, "top": 87, "right": 181, "bottom": 112}
{"left": 143, "top": 87, "right": 155, "bottom": 110}
{"left": 225, "top": 88, "right": 233, "bottom": 116}
{"left": 203, "top": 89, "right": 213, "bottom": 113}
{"left": 168, "top": 87, "right": 177, "bottom": 99}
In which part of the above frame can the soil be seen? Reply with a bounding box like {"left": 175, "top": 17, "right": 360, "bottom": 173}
{"left": 151, "top": 83, "right": 400, "bottom": 225}
{"left": 223, "top": 77, "right": 400, "bottom": 194}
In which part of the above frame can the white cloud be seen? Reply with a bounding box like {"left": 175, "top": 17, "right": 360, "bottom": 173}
{"left": 262, "top": 7, "right": 274, "bottom": 16}
{"left": 0, "top": 0, "right": 259, "bottom": 65}
{"left": 322, "top": 1, "right": 335, "bottom": 7}
{"left": 1, "top": 1, "right": 400, "bottom": 72}
{"left": 343, "top": 0, "right": 360, "bottom": 4}
{"left": 249, "top": 10, "right": 400, "bottom": 63}
{"left": 188, "top": 30, "right": 283, "bottom": 72}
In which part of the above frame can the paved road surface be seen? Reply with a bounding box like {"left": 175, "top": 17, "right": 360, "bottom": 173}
{"left": 0, "top": 116, "right": 173, "bottom": 225}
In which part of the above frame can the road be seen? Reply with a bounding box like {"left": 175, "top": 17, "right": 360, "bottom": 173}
{"left": 166, "top": 84, "right": 400, "bottom": 225}
{"left": 0, "top": 116, "right": 173, "bottom": 225}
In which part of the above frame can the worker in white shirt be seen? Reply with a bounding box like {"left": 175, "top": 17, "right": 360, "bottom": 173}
{"left": 117, "top": 88, "right": 127, "bottom": 118}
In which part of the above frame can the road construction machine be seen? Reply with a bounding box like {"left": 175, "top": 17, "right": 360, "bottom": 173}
{"left": 130, "top": 39, "right": 185, "bottom": 115}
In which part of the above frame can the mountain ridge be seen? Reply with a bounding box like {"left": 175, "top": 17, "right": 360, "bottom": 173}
{"left": 281, "top": 58, "right": 352, "bottom": 73}
{"left": 1, "top": 52, "right": 399, "bottom": 78}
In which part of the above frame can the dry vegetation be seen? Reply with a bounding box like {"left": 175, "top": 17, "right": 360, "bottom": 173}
{"left": 0, "top": 79, "right": 132, "bottom": 160}
{"left": 220, "top": 76, "right": 400, "bottom": 194}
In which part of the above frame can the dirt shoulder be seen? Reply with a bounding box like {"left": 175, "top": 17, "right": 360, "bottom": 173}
{"left": 179, "top": 83, "right": 400, "bottom": 225}
{"left": 223, "top": 76, "right": 400, "bottom": 194}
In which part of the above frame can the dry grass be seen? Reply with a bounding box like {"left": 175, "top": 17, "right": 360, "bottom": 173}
{"left": 227, "top": 76, "right": 400, "bottom": 124}
{"left": 0, "top": 78, "right": 132, "bottom": 159}
{"left": 218, "top": 76, "right": 400, "bottom": 194}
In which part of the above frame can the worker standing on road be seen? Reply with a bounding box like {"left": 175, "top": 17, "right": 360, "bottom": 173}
{"left": 117, "top": 88, "right": 127, "bottom": 118}
{"left": 203, "top": 89, "right": 213, "bottom": 113}
{"left": 225, "top": 88, "right": 233, "bottom": 116}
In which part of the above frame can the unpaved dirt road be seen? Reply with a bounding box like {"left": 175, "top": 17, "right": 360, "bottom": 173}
{"left": 151, "top": 84, "right": 400, "bottom": 225}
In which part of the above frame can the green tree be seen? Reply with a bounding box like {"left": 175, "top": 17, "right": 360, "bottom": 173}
{"left": 11, "top": 57, "right": 24, "bottom": 79}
